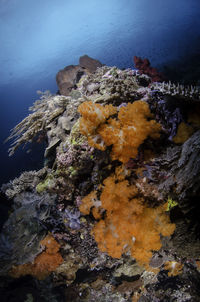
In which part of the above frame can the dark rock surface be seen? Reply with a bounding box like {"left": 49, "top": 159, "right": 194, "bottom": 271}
{"left": 56, "top": 55, "right": 103, "bottom": 96}
{"left": 79, "top": 54, "right": 103, "bottom": 73}
{"left": 56, "top": 65, "right": 87, "bottom": 96}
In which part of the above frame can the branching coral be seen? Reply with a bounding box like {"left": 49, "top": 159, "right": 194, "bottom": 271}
{"left": 5, "top": 91, "right": 70, "bottom": 156}
{"left": 150, "top": 81, "right": 200, "bottom": 100}
{"left": 10, "top": 234, "right": 63, "bottom": 280}
{"left": 78, "top": 100, "right": 161, "bottom": 163}
{"left": 79, "top": 167, "right": 175, "bottom": 268}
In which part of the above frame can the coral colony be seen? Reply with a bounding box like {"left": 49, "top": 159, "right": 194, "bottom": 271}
{"left": 1, "top": 55, "right": 200, "bottom": 301}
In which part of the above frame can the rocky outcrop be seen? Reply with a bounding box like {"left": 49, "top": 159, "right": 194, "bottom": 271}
{"left": 79, "top": 54, "right": 103, "bottom": 73}
{"left": 56, "top": 65, "right": 86, "bottom": 96}
{"left": 56, "top": 55, "right": 103, "bottom": 96}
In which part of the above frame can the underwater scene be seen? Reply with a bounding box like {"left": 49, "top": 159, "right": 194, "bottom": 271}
{"left": 0, "top": 0, "right": 200, "bottom": 301}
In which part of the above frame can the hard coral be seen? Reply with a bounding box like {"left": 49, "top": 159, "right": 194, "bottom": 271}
{"left": 78, "top": 100, "right": 161, "bottom": 163}
{"left": 80, "top": 167, "right": 175, "bottom": 268}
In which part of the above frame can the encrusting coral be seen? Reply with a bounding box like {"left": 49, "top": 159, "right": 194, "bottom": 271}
{"left": 10, "top": 234, "right": 63, "bottom": 280}
{"left": 79, "top": 166, "right": 175, "bottom": 268}
{"left": 78, "top": 100, "right": 161, "bottom": 163}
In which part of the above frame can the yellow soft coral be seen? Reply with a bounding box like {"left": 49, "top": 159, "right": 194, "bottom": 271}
{"left": 79, "top": 167, "right": 175, "bottom": 268}
{"left": 10, "top": 235, "right": 63, "bottom": 280}
{"left": 78, "top": 100, "right": 161, "bottom": 163}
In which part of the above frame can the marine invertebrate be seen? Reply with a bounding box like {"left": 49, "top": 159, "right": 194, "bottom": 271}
{"left": 134, "top": 56, "right": 165, "bottom": 82}
{"left": 79, "top": 166, "right": 175, "bottom": 268}
{"left": 5, "top": 91, "right": 81, "bottom": 157}
{"left": 78, "top": 100, "right": 161, "bottom": 163}
{"left": 164, "top": 261, "right": 183, "bottom": 277}
{"left": 5, "top": 91, "right": 68, "bottom": 156}
{"left": 77, "top": 65, "right": 143, "bottom": 101}
{"left": 0, "top": 191, "right": 56, "bottom": 275}
{"left": 63, "top": 208, "right": 81, "bottom": 229}
{"left": 78, "top": 100, "right": 117, "bottom": 137}
{"left": 10, "top": 234, "right": 63, "bottom": 280}
{"left": 1, "top": 169, "right": 46, "bottom": 199}
{"left": 150, "top": 81, "right": 200, "bottom": 100}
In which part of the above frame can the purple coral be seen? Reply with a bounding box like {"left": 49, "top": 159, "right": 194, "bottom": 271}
{"left": 64, "top": 208, "right": 81, "bottom": 229}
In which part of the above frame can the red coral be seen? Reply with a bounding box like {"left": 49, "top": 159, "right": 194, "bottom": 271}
{"left": 133, "top": 56, "right": 166, "bottom": 82}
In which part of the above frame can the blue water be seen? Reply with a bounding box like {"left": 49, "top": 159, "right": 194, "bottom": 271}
{"left": 0, "top": 0, "right": 200, "bottom": 185}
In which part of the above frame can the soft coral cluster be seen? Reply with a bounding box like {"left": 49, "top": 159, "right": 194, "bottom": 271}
{"left": 80, "top": 166, "right": 175, "bottom": 268}
{"left": 78, "top": 100, "right": 161, "bottom": 163}
{"left": 10, "top": 234, "right": 63, "bottom": 280}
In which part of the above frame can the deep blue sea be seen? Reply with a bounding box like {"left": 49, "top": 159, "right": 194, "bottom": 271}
{"left": 1, "top": 0, "right": 200, "bottom": 185}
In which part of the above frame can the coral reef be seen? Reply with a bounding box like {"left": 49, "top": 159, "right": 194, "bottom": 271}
{"left": 1, "top": 56, "right": 200, "bottom": 301}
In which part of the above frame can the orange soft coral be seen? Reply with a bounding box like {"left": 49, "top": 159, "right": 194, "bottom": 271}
{"left": 78, "top": 100, "right": 161, "bottom": 163}
{"left": 10, "top": 234, "right": 63, "bottom": 280}
{"left": 78, "top": 101, "right": 117, "bottom": 150}
{"left": 164, "top": 261, "right": 183, "bottom": 276}
{"left": 79, "top": 167, "right": 175, "bottom": 268}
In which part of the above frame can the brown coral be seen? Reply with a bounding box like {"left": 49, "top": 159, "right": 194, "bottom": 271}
{"left": 10, "top": 234, "right": 63, "bottom": 280}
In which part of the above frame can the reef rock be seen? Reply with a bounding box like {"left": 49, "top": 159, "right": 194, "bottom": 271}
{"left": 56, "top": 55, "right": 103, "bottom": 96}
{"left": 56, "top": 65, "right": 87, "bottom": 96}
{"left": 79, "top": 54, "right": 103, "bottom": 73}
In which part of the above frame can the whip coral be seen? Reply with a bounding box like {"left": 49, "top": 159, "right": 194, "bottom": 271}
{"left": 10, "top": 234, "right": 63, "bottom": 280}
{"left": 78, "top": 100, "right": 161, "bottom": 163}
{"left": 79, "top": 166, "right": 175, "bottom": 268}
